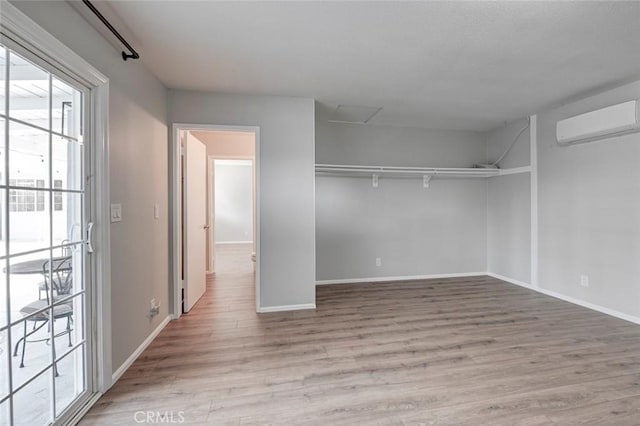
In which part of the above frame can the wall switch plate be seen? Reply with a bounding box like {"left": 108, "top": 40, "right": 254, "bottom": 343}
{"left": 154, "top": 204, "right": 160, "bottom": 219}
{"left": 580, "top": 275, "right": 589, "bottom": 288}
{"left": 110, "top": 204, "right": 122, "bottom": 223}
{"left": 376, "top": 257, "right": 382, "bottom": 267}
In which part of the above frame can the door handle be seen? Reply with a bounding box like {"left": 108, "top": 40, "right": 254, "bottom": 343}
{"left": 203, "top": 225, "right": 210, "bottom": 229}
{"left": 87, "top": 222, "right": 95, "bottom": 253}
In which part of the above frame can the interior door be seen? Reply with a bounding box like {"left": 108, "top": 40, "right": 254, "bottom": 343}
{"left": 183, "top": 133, "right": 207, "bottom": 312}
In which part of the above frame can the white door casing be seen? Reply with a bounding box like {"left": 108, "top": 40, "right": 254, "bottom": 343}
{"left": 207, "top": 156, "right": 216, "bottom": 273}
{"left": 183, "top": 132, "right": 207, "bottom": 312}
{"left": 171, "top": 123, "right": 260, "bottom": 317}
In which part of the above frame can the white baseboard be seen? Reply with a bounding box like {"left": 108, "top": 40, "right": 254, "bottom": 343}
{"left": 487, "top": 272, "right": 640, "bottom": 326}
{"left": 316, "top": 272, "right": 486, "bottom": 286}
{"left": 111, "top": 315, "right": 171, "bottom": 384}
{"left": 486, "top": 272, "right": 533, "bottom": 289}
{"left": 257, "top": 303, "right": 316, "bottom": 313}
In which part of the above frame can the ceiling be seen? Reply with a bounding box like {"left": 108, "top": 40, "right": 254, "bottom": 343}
{"left": 106, "top": 1, "right": 640, "bottom": 132}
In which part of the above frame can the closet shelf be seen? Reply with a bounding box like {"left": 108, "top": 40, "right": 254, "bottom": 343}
{"left": 315, "top": 164, "right": 502, "bottom": 179}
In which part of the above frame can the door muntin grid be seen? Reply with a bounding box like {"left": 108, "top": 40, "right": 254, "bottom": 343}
{"left": 0, "top": 40, "right": 93, "bottom": 426}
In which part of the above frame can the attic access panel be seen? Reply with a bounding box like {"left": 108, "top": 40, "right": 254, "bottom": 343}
{"left": 329, "top": 104, "right": 382, "bottom": 124}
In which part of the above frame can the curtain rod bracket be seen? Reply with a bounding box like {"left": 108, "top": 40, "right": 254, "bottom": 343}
{"left": 122, "top": 52, "right": 138, "bottom": 61}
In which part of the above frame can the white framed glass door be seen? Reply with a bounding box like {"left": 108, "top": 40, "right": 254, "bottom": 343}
{"left": 0, "top": 40, "right": 94, "bottom": 426}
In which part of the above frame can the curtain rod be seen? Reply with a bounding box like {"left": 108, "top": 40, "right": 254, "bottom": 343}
{"left": 82, "top": 0, "right": 139, "bottom": 61}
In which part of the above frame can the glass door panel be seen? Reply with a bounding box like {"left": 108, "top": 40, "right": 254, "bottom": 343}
{"left": 53, "top": 294, "right": 84, "bottom": 355}
{"left": 0, "top": 187, "right": 4, "bottom": 260}
{"left": 9, "top": 316, "right": 53, "bottom": 390}
{"left": 0, "top": 48, "right": 5, "bottom": 125}
{"left": 52, "top": 136, "right": 83, "bottom": 192}
{"left": 52, "top": 192, "right": 83, "bottom": 248}
{"left": 8, "top": 52, "right": 49, "bottom": 130}
{"left": 0, "top": 328, "right": 8, "bottom": 399}
{"left": 8, "top": 184, "right": 50, "bottom": 256}
{"left": 12, "top": 368, "right": 53, "bottom": 426}
{"left": 0, "top": 399, "right": 8, "bottom": 426}
{"left": 54, "top": 344, "right": 85, "bottom": 417}
{"left": 0, "top": 41, "right": 92, "bottom": 426}
{"left": 1, "top": 116, "right": 5, "bottom": 186}
{"left": 7, "top": 250, "right": 52, "bottom": 325}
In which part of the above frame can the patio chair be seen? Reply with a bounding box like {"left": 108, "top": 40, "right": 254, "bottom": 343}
{"left": 13, "top": 257, "right": 74, "bottom": 374}
{"left": 38, "top": 242, "right": 73, "bottom": 299}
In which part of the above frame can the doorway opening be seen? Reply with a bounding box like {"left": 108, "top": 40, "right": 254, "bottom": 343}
{"left": 171, "top": 125, "right": 260, "bottom": 317}
{"left": 209, "top": 158, "right": 255, "bottom": 273}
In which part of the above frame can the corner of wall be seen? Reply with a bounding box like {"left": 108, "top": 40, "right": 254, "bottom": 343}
{"left": 311, "top": 99, "right": 317, "bottom": 303}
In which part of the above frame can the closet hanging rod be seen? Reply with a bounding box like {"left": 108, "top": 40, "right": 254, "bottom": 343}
{"left": 315, "top": 164, "right": 501, "bottom": 178}
{"left": 82, "top": 0, "right": 140, "bottom": 61}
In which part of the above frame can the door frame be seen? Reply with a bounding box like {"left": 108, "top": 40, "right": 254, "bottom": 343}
{"left": 208, "top": 155, "right": 256, "bottom": 274}
{"left": 170, "top": 124, "right": 260, "bottom": 317}
{"left": 0, "top": 1, "right": 112, "bottom": 422}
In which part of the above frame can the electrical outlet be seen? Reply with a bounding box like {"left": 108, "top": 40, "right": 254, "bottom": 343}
{"left": 149, "top": 298, "right": 160, "bottom": 317}
{"left": 375, "top": 257, "right": 382, "bottom": 267}
{"left": 580, "top": 275, "right": 589, "bottom": 288}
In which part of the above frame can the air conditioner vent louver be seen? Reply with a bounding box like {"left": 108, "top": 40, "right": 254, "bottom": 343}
{"left": 556, "top": 99, "right": 640, "bottom": 145}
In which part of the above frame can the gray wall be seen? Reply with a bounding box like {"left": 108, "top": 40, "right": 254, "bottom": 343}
{"left": 537, "top": 80, "right": 640, "bottom": 318}
{"left": 485, "top": 118, "right": 531, "bottom": 169}
{"left": 317, "top": 117, "right": 487, "bottom": 168}
{"left": 168, "top": 91, "right": 316, "bottom": 308}
{"left": 316, "top": 177, "right": 488, "bottom": 280}
{"left": 315, "top": 115, "right": 488, "bottom": 281}
{"left": 486, "top": 173, "right": 531, "bottom": 283}
{"left": 485, "top": 118, "right": 532, "bottom": 283}
{"left": 214, "top": 161, "right": 253, "bottom": 243}
{"left": 12, "top": 2, "right": 170, "bottom": 373}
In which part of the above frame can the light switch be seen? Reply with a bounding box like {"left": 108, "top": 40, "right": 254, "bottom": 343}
{"left": 154, "top": 204, "right": 160, "bottom": 219}
{"left": 110, "top": 204, "right": 122, "bottom": 223}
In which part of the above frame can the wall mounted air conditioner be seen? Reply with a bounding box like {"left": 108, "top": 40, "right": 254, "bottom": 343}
{"left": 556, "top": 99, "right": 640, "bottom": 145}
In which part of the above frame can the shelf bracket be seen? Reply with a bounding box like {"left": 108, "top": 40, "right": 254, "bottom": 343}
{"left": 372, "top": 174, "right": 379, "bottom": 188}
{"left": 423, "top": 175, "right": 432, "bottom": 188}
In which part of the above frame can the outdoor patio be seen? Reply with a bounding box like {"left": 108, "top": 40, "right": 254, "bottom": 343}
{"left": 1, "top": 243, "right": 84, "bottom": 426}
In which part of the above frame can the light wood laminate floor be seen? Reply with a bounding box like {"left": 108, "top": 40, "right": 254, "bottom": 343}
{"left": 82, "top": 245, "right": 640, "bottom": 425}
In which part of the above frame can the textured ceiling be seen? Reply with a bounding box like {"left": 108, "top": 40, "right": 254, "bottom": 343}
{"left": 107, "top": 1, "right": 640, "bottom": 131}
